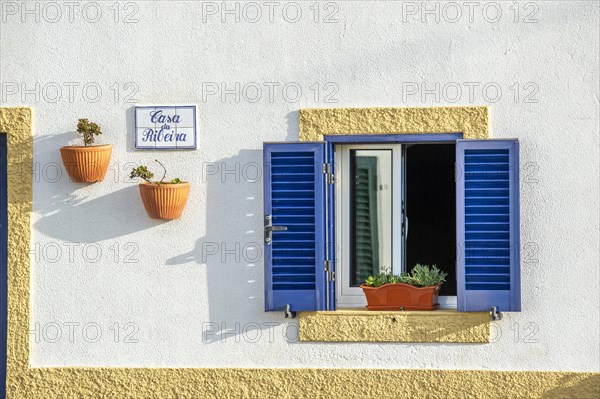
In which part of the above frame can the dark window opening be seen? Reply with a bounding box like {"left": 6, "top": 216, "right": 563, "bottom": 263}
{"left": 405, "top": 144, "right": 457, "bottom": 296}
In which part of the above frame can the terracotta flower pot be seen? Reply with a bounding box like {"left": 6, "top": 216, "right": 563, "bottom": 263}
{"left": 60, "top": 144, "right": 112, "bottom": 183}
{"left": 360, "top": 283, "right": 442, "bottom": 311}
{"left": 138, "top": 182, "right": 190, "bottom": 220}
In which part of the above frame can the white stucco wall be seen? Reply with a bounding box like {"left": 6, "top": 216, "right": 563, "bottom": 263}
{"left": 1, "top": 1, "right": 598, "bottom": 371}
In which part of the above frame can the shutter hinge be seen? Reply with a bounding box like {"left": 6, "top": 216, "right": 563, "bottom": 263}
{"left": 324, "top": 260, "right": 335, "bottom": 281}
{"left": 323, "top": 163, "right": 335, "bottom": 185}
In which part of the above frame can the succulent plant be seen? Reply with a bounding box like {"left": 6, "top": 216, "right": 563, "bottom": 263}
{"left": 364, "top": 264, "right": 447, "bottom": 288}
{"left": 130, "top": 160, "right": 183, "bottom": 185}
{"left": 76, "top": 118, "right": 102, "bottom": 147}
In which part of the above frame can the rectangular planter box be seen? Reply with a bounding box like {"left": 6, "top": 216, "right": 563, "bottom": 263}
{"left": 360, "top": 283, "right": 441, "bottom": 311}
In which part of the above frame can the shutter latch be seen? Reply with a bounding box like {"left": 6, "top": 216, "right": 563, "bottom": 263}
{"left": 264, "top": 215, "right": 287, "bottom": 244}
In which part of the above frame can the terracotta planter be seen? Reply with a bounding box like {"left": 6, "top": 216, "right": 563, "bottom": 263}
{"left": 60, "top": 144, "right": 112, "bottom": 183}
{"left": 138, "top": 182, "right": 190, "bottom": 220}
{"left": 360, "top": 283, "right": 442, "bottom": 311}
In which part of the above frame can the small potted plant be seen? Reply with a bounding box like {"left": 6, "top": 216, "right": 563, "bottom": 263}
{"left": 60, "top": 118, "right": 112, "bottom": 182}
{"left": 130, "top": 160, "right": 190, "bottom": 220}
{"left": 361, "top": 264, "right": 447, "bottom": 311}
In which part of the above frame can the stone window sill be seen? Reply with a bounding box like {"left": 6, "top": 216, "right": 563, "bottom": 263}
{"left": 298, "top": 308, "right": 490, "bottom": 343}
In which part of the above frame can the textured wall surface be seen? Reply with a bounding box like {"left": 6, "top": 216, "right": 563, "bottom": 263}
{"left": 0, "top": 108, "right": 34, "bottom": 396}
{"left": 299, "top": 309, "right": 490, "bottom": 343}
{"left": 9, "top": 368, "right": 600, "bottom": 399}
{"left": 1, "top": 2, "right": 599, "bottom": 396}
{"left": 299, "top": 106, "right": 488, "bottom": 141}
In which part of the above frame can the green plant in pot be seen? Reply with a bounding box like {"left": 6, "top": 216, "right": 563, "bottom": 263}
{"left": 361, "top": 264, "right": 447, "bottom": 311}
{"left": 130, "top": 160, "right": 190, "bottom": 220}
{"left": 59, "top": 118, "right": 112, "bottom": 182}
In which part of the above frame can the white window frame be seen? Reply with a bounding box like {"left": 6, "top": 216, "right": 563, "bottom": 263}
{"left": 335, "top": 143, "right": 457, "bottom": 309}
{"left": 336, "top": 144, "right": 403, "bottom": 307}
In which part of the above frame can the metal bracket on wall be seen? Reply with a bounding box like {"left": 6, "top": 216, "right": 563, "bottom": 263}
{"left": 490, "top": 306, "right": 503, "bottom": 321}
{"left": 284, "top": 304, "right": 297, "bottom": 319}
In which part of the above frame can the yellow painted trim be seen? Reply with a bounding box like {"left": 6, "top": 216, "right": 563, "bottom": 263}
{"left": 299, "top": 106, "right": 489, "bottom": 141}
{"left": 1, "top": 108, "right": 33, "bottom": 385}
{"left": 2, "top": 108, "right": 598, "bottom": 398}
{"left": 299, "top": 309, "right": 490, "bottom": 343}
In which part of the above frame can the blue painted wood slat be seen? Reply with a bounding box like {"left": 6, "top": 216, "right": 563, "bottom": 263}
{"left": 457, "top": 139, "right": 521, "bottom": 312}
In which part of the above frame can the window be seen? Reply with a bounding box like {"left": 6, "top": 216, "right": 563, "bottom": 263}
{"left": 336, "top": 143, "right": 458, "bottom": 308}
{"left": 263, "top": 136, "right": 520, "bottom": 315}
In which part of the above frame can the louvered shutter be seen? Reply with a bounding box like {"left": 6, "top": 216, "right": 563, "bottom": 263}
{"left": 263, "top": 142, "right": 334, "bottom": 312}
{"left": 456, "top": 140, "right": 521, "bottom": 312}
{"left": 354, "top": 156, "right": 379, "bottom": 283}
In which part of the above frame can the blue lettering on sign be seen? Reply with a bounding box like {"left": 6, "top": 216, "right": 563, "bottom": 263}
{"left": 150, "top": 110, "right": 182, "bottom": 124}
{"left": 142, "top": 127, "right": 188, "bottom": 143}
{"left": 143, "top": 110, "right": 186, "bottom": 142}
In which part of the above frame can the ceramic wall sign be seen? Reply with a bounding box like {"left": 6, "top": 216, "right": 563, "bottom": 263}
{"left": 135, "top": 105, "right": 197, "bottom": 150}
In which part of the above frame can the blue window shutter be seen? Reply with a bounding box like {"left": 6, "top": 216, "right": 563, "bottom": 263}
{"left": 263, "top": 142, "right": 334, "bottom": 312}
{"left": 456, "top": 140, "right": 521, "bottom": 312}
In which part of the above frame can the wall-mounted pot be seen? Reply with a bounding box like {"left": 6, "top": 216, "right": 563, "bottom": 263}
{"left": 60, "top": 144, "right": 112, "bottom": 183}
{"left": 138, "top": 182, "right": 190, "bottom": 220}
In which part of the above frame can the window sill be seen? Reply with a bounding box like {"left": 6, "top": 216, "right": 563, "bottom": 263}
{"left": 298, "top": 308, "right": 490, "bottom": 343}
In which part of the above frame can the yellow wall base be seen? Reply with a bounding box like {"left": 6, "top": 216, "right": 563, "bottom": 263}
{"left": 14, "top": 368, "right": 600, "bottom": 399}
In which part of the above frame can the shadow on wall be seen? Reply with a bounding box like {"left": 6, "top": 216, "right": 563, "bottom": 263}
{"left": 166, "top": 148, "right": 297, "bottom": 344}
{"left": 33, "top": 132, "right": 167, "bottom": 242}
{"left": 34, "top": 185, "right": 165, "bottom": 241}
{"left": 164, "top": 112, "right": 301, "bottom": 344}
{"left": 540, "top": 374, "right": 600, "bottom": 398}
{"left": 34, "top": 113, "right": 301, "bottom": 344}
